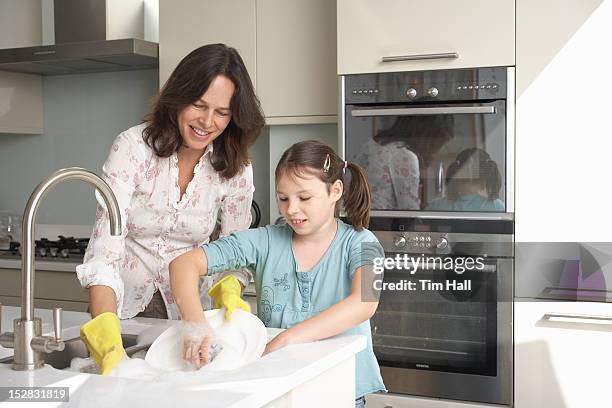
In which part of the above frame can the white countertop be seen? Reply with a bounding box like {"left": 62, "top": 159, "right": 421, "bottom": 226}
{"left": 0, "top": 306, "right": 365, "bottom": 407}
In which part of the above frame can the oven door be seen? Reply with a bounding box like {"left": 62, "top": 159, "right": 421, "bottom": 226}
{"left": 372, "top": 255, "right": 513, "bottom": 405}
{"left": 345, "top": 101, "right": 508, "bottom": 215}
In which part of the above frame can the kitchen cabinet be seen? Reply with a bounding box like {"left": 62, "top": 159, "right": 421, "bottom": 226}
{"left": 514, "top": 300, "right": 612, "bottom": 408}
{"left": 337, "top": 0, "right": 515, "bottom": 75}
{"left": 0, "top": 0, "right": 43, "bottom": 134}
{"left": 0, "top": 267, "right": 88, "bottom": 312}
{"left": 515, "top": 0, "right": 611, "bottom": 242}
{"left": 159, "top": 0, "right": 336, "bottom": 124}
{"left": 0, "top": 71, "right": 43, "bottom": 134}
{"left": 256, "top": 0, "right": 336, "bottom": 123}
{"left": 158, "top": 0, "right": 256, "bottom": 91}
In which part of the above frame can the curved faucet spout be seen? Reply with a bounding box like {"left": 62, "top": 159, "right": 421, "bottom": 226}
{"left": 21, "top": 167, "right": 122, "bottom": 321}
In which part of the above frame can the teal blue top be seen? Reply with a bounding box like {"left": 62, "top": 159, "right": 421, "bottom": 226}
{"left": 426, "top": 194, "right": 505, "bottom": 212}
{"left": 203, "top": 219, "right": 386, "bottom": 398}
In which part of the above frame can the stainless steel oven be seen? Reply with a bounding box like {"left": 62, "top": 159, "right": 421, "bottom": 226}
{"left": 340, "top": 67, "right": 514, "bottom": 405}
{"left": 368, "top": 217, "right": 513, "bottom": 405}
{"left": 339, "top": 66, "right": 514, "bottom": 219}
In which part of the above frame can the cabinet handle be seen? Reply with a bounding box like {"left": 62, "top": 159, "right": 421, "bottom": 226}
{"left": 382, "top": 52, "right": 459, "bottom": 62}
{"left": 543, "top": 312, "right": 612, "bottom": 325}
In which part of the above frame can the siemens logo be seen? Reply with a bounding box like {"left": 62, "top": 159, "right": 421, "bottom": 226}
{"left": 415, "top": 363, "right": 430, "bottom": 369}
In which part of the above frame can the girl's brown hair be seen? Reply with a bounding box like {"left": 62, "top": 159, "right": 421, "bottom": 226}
{"left": 275, "top": 140, "right": 371, "bottom": 230}
{"left": 143, "top": 43, "right": 265, "bottom": 179}
{"left": 445, "top": 148, "right": 501, "bottom": 201}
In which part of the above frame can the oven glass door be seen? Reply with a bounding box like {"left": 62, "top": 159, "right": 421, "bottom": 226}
{"left": 345, "top": 101, "right": 506, "bottom": 212}
{"left": 371, "top": 255, "right": 498, "bottom": 376}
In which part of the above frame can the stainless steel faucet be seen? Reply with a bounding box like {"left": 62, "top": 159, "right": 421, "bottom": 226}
{"left": 0, "top": 168, "right": 121, "bottom": 370}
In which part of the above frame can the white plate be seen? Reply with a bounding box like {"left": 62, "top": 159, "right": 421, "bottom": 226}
{"left": 145, "top": 309, "right": 267, "bottom": 372}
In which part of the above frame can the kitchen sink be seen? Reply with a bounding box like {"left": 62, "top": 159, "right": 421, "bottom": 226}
{"left": 0, "top": 333, "right": 140, "bottom": 370}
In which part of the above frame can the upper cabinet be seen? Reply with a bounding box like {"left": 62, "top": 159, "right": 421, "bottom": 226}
{"left": 256, "top": 0, "right": 336, "bottom": 123}
{"left": 159, "top": 0, "right": 337, "bottom": 124}
{"left": 158, "top": 0, "right": 256, "bottom": 91}
{"left": 0, "top": 71, "right": 43, "bottom": 134}
{"left": 0, "top": 0, "right": 43, "bottom": 134}
{"left": 337, "top": 0, "right": 515, "bottom": 75}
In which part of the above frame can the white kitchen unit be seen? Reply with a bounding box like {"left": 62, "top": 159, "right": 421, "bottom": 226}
{"left": 337, "top": 0, "right": 515, "bottom": 75}
{"left": 0, "top": 71, "right": 43, "bottom": 134}
{"left": 255, "top": 0, "right": 337, "bottom": 123}
{"left": 158, "top": 0, "right": 256, "bottom": 90}
{"left": 515, "top": 0, "right": 612, "bottom": 242}
{"left": 514, "top": 301, "right": 612, "bottom": 408}
{"left": 0, "top": 305, "right": 363, "bottom": 408}
{"left": 0, "top": 0, "right": 43, "bottom": 134}
{"left": 159, "top": 0, "right": 337, "bottom": 124}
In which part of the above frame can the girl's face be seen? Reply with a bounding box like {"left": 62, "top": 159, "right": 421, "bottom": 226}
{"left": 177, "top": 74, "right": 235, "bottom": 152}
{"left": 276, "top": 171, "right": 343, "bottom": 236}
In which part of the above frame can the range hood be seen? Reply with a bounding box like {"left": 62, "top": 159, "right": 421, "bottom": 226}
{"left": 0, "top": 39, "right": 158, "bottom": 75}
{"left": 0, "top": 0, "right": 158, "bottom": 76}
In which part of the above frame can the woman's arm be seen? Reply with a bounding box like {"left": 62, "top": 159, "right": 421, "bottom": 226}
{"left": 170, "top": 248, "right": 209, "bottom": 321}
{"left": 89, "top": 285, "right": 117, "bottom": 316}
{"left": 264, "top": 267, "right": 379, "bottom": 354}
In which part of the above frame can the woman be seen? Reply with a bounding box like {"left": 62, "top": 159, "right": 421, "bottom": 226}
{"left": 77, "top": 44, "right": 265, "bottom": 374}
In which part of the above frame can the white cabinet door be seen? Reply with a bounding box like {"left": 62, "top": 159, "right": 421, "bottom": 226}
{"left": 337, "top": 0, "right": 515, "bottom": 75}
{"left": 0, "top": 72, "right": 43, "bottom": 134}
{"left": 515, "top": 0, "right": 612, "bottom": 242}
{"left": 158, "top": 0, "right": 256, "bottom": 88}
{"left": 256, "top": 0, "right": 337, "bottom": 121}
{"left": 515, "top": 301, "right": 612, "bottom": 408}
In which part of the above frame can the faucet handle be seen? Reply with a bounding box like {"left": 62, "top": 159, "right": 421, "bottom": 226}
{"left": 53, "top": 307, "right": 62, "bottom": 341}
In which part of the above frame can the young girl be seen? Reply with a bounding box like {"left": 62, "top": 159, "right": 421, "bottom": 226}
{"left": 169, "top": 140, "right": 386, "bottom": 404}
{"left": 426, "top": 147, "right": 505, "bottom": 212}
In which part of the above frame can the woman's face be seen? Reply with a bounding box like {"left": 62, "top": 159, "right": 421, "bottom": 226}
{"left": 177, "top": 74, "right": 235, "bottom": 152}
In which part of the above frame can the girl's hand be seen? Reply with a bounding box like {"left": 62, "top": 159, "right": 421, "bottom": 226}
{"left": 181, "top": 319, "right": 215, "bottom": 369}
{"left": 263, "top": 331, "right": 291, "bottom": 356}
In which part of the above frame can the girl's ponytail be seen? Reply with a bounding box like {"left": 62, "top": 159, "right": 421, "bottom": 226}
{"left": 343, "top": 162, "right": 371, "bottom": 230}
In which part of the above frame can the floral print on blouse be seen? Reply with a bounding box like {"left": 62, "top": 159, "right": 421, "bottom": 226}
{"left": 354, "top": 139, "right": 420, "bottom": 210}
{"left": 76, "top": 123, "right": 254, "bottom": 319}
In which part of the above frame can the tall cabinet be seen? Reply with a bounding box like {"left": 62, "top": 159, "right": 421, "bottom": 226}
{"left": 514, "top": 1, "right": 612, "bottom": 407}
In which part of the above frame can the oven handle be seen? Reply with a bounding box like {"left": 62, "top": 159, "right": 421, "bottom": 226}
{"left": 351, "top": 106, "right": 496, "bottom": 117}
{"left": 381, "top": 52, "right": 459, "bottom": 62}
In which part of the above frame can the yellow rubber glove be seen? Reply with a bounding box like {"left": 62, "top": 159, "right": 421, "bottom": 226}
{"left": 208, "top": 275, "right": 250, "bottom": 321}
{"left": 80, "top": 312, "right": 126, "bottom": 375}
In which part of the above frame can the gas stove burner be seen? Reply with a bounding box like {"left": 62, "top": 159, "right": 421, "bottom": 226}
{"left": 34, "top": 236, "right": 90, "bottom": 258}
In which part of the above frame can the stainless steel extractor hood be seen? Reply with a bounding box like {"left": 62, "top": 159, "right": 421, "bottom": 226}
{"left": 0, "top": 0, "right": 158, "bottom": 75}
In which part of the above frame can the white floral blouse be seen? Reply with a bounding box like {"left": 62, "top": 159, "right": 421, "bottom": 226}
{"left": 76, "top": 123, "right": 254, "bottom": 319}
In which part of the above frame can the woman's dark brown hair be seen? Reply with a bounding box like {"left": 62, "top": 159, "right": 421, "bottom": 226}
{"left": 143, "top": 43, "right": 265, "bottom": 179}
{"left": 275, "top": 140, "right": 371, "bottom": 230}
{"left": 445, "top": 148, "right": 501, "bottom": 201}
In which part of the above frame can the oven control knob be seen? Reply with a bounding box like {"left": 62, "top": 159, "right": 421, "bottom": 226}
{"left": 406, "top": 88, "right": 417, "bottom": 99}
{"left": 436, "top": 237, "right": 448, "bottom": 249}
{"left": 394, "top": 235, "right": 407, "bottom": 248}
{"left": 427, "top": 87, "right": 439, "bottom": 97}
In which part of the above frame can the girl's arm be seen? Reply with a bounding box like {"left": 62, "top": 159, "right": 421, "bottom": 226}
{"left": 264, "top": 267, "right": 379, "bottom": 354}
{"left": 169, "top": 248, "right": 209, "bottom": 321}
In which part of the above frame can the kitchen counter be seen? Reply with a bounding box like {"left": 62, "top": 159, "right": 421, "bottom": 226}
{"left": 0, "top": 306, "right": 364, "bottom": 407}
